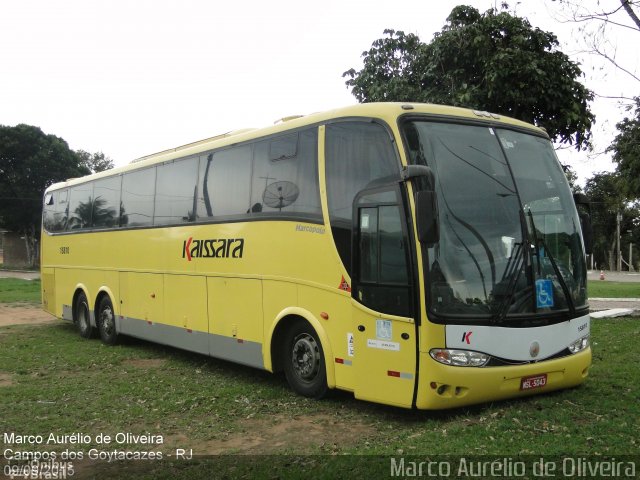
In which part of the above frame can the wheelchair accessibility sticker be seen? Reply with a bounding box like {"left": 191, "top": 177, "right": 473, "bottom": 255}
{"left": 536, "top": 279, "right": 554, "bottom": 308}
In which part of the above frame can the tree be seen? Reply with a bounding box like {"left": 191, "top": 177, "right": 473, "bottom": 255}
{"left": 344, "top": 5, "right": 595, "bottom": 150}
{"left": 549, "top": 0, "right": 639, "bottom": 91}
{"left": 76, "top": 150, "right": 114, "bottom": 174}
{"left": 563, "top": 163, "right": 583, "bottom": 194}
{"left": 0, "top": 124, "right": 90, "bottom": 266}
{"left": 583, "top": 171, "right": 635, "bottom": 269}
{"left": 548, "top": 1, "right": 639, "bottom": 250}
{"left": 608, "top": 97, "right": 640, "bottom": 199}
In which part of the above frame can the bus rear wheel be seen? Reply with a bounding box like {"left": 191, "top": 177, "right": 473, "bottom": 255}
{"left": 97, "top": 296, "right": 118, "bottom": 345}
{"left": 75, "top": 292, "right": 94, "bottom": 339}
{"left": 283, "top": 322, "right": 328, "bottom": 399}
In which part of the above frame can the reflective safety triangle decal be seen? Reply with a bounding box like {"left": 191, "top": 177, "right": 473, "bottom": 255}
{"left": 338, "top": 275, "right": 351, "bottom": 292}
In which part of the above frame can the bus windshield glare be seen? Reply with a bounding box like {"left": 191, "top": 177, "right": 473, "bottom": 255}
{"left": 404, "top": 121, "right": 587, "bottom": 322}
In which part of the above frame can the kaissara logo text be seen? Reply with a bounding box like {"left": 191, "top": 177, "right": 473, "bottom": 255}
{"left": 182, "top": 237, "right": 245, "bottom": 261}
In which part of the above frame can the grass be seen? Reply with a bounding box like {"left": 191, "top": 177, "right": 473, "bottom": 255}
{"left": 1, "top": 318, "right": 639, "bottom": 478}
{"left": 1, "top": 277, "right": 639, "bottom": 477}
{"left": 0, "top": 278, "right": 41, "bottom": 303}
{"left": 588, "top": 280, "right": 640, "bottom": 298}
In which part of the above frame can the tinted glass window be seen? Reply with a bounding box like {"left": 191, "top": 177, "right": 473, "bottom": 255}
{"left": 379, "top": 205, "right": 409, "bottom": 285}
{"left": 121, "top": 168, "right": 156, "bottom": 227}
{"left": 325, "top": 122, "right": 399, "bottom": 271}
{"left": 197, "top": 146, "right": 252, "bottom": 219}
{"left": 269, "top": 133, "right": 297, "bottom": 160}
{"left": 359, "top": 207, "right": 379, "bottom": 283}
{"left": 355, "top": 192, "right": 411, "bottom": 317}
{"left": 251, "top": 129, "right": 321, "bottom": 217}
{"left": 155, "top": 157, "right": 199, "bottom": 225}
{"left": 196, "top": 128, "right": 321, "bottom": 221}
{"left": 405, "top": 121, "right": 587, "bottom": 319}
{"left": 92, "top": 176, "right": 120, "bottom": 228}
{"left": 43, "top": 189, "right": 69, "bottom": 232}
{"left": 67, "top": 183, "right": 94, "bottom": 230}
{"left": 358, "top": 204, "right": 409, "bottom": 286}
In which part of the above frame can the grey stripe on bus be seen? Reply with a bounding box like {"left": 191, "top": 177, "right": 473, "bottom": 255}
{"left": 119, "top": 316, "right": 264, "bottom": 369}
{"left": 61, "top": 306, "right": 264, "bottom": 369}
{"left": 62, "top": 304, "right": 96, "bottom": 327}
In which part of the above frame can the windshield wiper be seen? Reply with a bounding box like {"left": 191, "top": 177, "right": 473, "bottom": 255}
{"left": 526, "top": 210, "right": 576, "bottom": 314}
{"left": 492, "top": 241, "right": 525, "bottom": 324}
{"left": 492, "top": 206, "right": 540, "bottom": 324}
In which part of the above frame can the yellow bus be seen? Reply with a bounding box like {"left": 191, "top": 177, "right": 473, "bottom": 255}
{"left": 40, "top": 103, "right": 592, "bottom": 409}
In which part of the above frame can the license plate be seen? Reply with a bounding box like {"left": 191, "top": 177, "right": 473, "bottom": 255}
{"left": 520, "top": 374, "right": 547, "bottom": 391}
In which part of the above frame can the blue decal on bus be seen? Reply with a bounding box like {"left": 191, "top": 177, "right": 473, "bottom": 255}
{"left": 535, "top": 279, "right": 554, "bottom": 308}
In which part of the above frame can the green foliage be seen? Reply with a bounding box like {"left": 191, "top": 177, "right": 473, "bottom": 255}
{"left": 0, "top": 124, "right": 92, "bottom": 266}
{"left": 76, "top": 149, "right": 115, "bottom": 174}
{"left": 608, "top": 97, "right": 640, "bottom": 200}
{"left": 344, "top": 6, "right": 594, "bottom": 150}
{"left": 0, "top": 124, "right": 90, "bottom": 235}
{"left": 584, "top": 171, "right": 638, "bottom": 269}
{"left": 343, "top": 29, "right": 428, "bottom": 103}
{"left": 563, "top": 163, "right": 582, "bottom": 194}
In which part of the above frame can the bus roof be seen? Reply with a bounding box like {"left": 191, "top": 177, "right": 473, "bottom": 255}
{"left": 46, "top": 102, "right": 545, "bottom": 191}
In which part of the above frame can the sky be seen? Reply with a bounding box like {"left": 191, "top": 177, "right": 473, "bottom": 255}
{"left": 1, "top": 0, "right": 637, "bottom": 185}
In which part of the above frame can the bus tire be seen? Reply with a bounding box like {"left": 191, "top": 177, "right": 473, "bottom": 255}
{"left": 97, "top": 296, "right": 118, "bottom": 345}
{"left": 75, "top": 292, "right": 94, "bottom": 339}
{"left": 283, "top": 322, "right": 328, "bottom": 399}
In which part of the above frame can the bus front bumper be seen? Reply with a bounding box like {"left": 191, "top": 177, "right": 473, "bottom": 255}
{"left": 415, "top": 347, "right": 592, "bottom": 410}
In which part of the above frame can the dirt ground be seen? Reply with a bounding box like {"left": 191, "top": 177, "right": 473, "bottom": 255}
{"left": 0, "top": 270, "right": 40, "bottom": 280}
{"left": 0, "top": 303, "right": 57, "bottom": 327}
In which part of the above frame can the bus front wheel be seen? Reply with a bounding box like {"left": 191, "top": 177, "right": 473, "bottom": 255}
{"left": 75, "top": 292, "right": 94, "bottom": 339}
{"left": 283, "top": 322, "right": 328, "bottom": 399}
{"left": 97, "top": 296, "right": 118, "bottom": 345}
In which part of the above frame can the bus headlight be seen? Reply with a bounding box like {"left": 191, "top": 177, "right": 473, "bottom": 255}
{"left": 430, "top": 349, "right": 489, "bottom": 367}
{"left": 568, "top": 335, "right": 589, "bottom": 354}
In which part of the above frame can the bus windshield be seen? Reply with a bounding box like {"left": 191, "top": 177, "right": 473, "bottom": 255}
{"left": 404, "top": 121, "right": 587, "bottom": 323}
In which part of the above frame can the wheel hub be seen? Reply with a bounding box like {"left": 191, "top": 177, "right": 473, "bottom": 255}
{"left": 291, "top": 334, "right": 320, "bottom": 380}
{"left": 100, "top": 307, "right": 114, "bottom": 335}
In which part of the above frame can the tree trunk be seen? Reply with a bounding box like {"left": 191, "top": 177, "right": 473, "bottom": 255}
{"left": 621, "top": 0, "right": 640, "bottom": 31}
{"left": 22, "top": 225, "right": 38, "bottom": 268}
{"left": 608, "top": 235, "right": 617, "bottom": 271}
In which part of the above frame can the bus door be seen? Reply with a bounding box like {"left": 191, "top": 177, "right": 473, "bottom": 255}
{"left": 351, "top": 185, "right": 418, "bottom": 407}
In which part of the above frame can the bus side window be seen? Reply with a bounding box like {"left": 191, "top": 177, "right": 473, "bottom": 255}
{"left": 67, "top": 183, "right": 94, "bottom": 230}
{"left": 355, "top": 193, "right": 412, "bottom": 317}
{"left": 154, "top": 157, "right": 199, "bottom": 225}
{"left": 197, "top": 145, "right": 252, "bottom": 220}
{"left": 43, "top": 189, "right": 69, "bottom": 232}
{"left": 93, "top": 176, "right": 121, "bottom": 228}
{"left": 325, "top": 122, "right": 399, "bottom": 274}
{"left": 250, "top": 128, "right": 321, "bottom": 218}
{"left": 121, "top": 167, "right": 156, "bottom": 227}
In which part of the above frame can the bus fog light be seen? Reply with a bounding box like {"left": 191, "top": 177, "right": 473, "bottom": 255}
{"left": 430, "top": 349, "right": 489, "bottom": 367}
{"left": 569, "top": 335, "right": 589, "bottom": 353}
